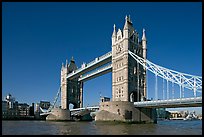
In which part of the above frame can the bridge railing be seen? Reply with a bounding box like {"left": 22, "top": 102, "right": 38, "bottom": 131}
{"left": 67, "top": 51, "right": 112, "bottom": 78}
{"left": 98, "top": 51, "right": 112, "bottom": 60}
{"left": 134, "top": 97, "right": 202, "bottom": 107}
{"left": 70, "top": 106, "right": 99, "bottom": 111}
{"left": 78, "top": 63, "right": 112, "bottom": 81}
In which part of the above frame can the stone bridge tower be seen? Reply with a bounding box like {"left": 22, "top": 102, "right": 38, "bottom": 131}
{"left": 61, "top": 57, "right": 83, "bottom": 109}
{"left": 112, "top": 15, "right": 147, "bottom": 102}
{"left": 96, "top": 16, "right": 156, "bottom": 123}
{"left": 47, "top": 57, "right": 83, "bottom": 121}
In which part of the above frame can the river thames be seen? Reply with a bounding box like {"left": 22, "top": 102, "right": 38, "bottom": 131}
{"left": 2, "top": 120, "right": 202, "bottom": 135}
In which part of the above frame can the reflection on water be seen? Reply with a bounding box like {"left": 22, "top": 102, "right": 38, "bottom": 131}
{"left": 2, "top": 120, "right": 202, "bottom": 135}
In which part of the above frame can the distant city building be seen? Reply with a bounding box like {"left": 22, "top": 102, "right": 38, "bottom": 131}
{"left": 169, "top": 111, "right": 183, "bottom": 118}
{"left": 2, "top": 100, "right": 8, "bottom": 119}
{"left": 2, "top": 94, "right": 19, "bottom": 119}
{"left": 18, "top": 103, "right": 30, "bottom": 117}
{"left": 179, "top": 110, "right": 189, "bottom": 118}
{"left": 34, "top": 103, "right": 40, "bottom": 119}
{"left": 2, "top": 94, "right": 35, "bottom": 120}
{"left": 168, "top": 110, "right": 199, "bottom": 120}
{"left": 35, "top": 103, "right": 40, "bottom": 112}
{"left": 29, "top": 103, "right": 35, "bottom": 116}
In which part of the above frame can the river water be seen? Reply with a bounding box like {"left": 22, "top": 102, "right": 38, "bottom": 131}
{"left": 2, "top": 120, "right": 202, "bottom": 135}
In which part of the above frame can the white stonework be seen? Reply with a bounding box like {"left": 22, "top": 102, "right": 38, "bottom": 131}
{"left": 61, "top": 58, "right": 83, "bottom": 109}
{"left": 112, "top": 15, "right": 147, "bottom": 102}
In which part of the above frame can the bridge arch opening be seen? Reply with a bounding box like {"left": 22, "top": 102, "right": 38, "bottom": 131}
{"left": 69, "top": 103, "right": 74, "bottom": 109}
{"left": 130, "top": 91, "right": 141, "bottom": 102}
{"left": 69, "top": 102, "right": 78, "bottom": 109}
{"left": 83, "top": 72, "right": 112, "bottom": 107}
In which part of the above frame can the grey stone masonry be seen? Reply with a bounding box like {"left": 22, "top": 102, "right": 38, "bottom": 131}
{"left": 46, "top": 108, "right": 71, "bottom": 121}
{"left": 61, "top": 58, "right": 83, "bottom": 109}
{"left": 95, "top": 101, "right": 157, "bottom": 123}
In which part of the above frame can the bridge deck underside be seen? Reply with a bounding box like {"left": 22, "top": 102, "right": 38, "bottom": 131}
{"left": 67, "top": 55, "right": 111, "bottom": 80}
{"left": 79, "top": 65, "right": 112, "bottom": 82}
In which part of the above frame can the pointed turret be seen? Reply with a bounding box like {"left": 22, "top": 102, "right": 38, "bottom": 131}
{"left": 142, "top": 28, "right": 147, "bottom": 60}
{"left": 68, "top": 56, "right": 77, "bottom": 73}
{"left": 66, "top": 59, "right": 68, "bottom": 65}
{"left": 123, "top": 15, "right": 129, "bottom": 39}
{"left": 112, "top": 24, "right": 116, "bottom": 37}
{"left": 71, "top": 56, "right": 75, "bottom": 63}
{"left": 123, "top": 15, "right": 129, "bottom": 30}
{"left": 142, "top": 28, "right": 146, "bottom": 41}
{"left": 123, "top": 15, "right": 132, "bottom": 30}
{"left": 128, "top": 15, "right": 132, "bottom": 23}
{"left": 62, "top": 62, "right": 64, "bottom": 68}
{"left": 123, "top": 15, "right": 134, "bottom": 39}
{"left": 65, "top": 59, "right": 69, "bottom": 68}
{"left": 112, "top": 24, "right": 117, "bottom": 45}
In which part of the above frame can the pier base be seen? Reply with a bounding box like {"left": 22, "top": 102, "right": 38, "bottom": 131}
{"left": 46, "top": 108, "right": 71, "bottom": 121}
{"left": 72, "top": 109, "right": 93, "bottom": 121}
{"left": 95, "top": 101, "right": 157, "bottom": 123}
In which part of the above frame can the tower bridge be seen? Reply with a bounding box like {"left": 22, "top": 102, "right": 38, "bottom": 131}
{"left": 45, "top": 15, "right": 202, "bottom": 123}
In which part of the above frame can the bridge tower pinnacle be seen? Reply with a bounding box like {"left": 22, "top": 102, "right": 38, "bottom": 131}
{"left": 112, "top": 24, "right": 117, "bottom": 45}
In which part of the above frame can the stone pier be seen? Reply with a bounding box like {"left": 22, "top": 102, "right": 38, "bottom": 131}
{"left": 46, "top": 108, "right": 71, "bottom": 121}
{"left": 95, "top": 101, "right": 157, "bottom": 123}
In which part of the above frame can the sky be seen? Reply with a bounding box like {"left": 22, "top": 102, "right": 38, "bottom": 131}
{"left": 2, "top": 2, "right": 202, "bottom": 114}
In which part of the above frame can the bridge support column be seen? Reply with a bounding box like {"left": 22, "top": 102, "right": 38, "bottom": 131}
{"left": 79, "top": 82, "right": 83, "bottom": 108}
{"left": 95, "top": 101, "right": 157, "bottom": 123}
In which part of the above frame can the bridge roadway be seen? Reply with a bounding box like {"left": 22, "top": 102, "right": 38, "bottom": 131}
{"left": 78, "top": 64, "right": 112, "bottom": 82}
{"left": 133, "top": 96, "right": 202, "bottom": 108}
{"left": 40, "top": 97, "right": 202, "bottom": 116}
{"left": 67, "top": 51, "right": 112, "bottom": 80}
{"left": 64, "top": 97, "right": 203, "bottom": 115}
